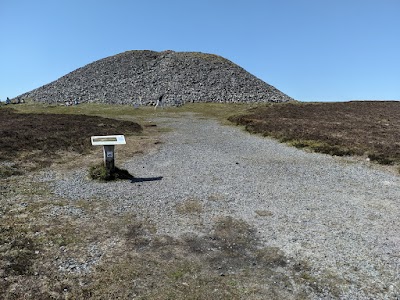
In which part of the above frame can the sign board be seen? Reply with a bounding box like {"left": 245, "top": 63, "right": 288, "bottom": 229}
{"left": 91, "top": 135, "right": 126, "bottom": 173}
{"left": 91, "top": 135, "right": 126, "bottom": 146}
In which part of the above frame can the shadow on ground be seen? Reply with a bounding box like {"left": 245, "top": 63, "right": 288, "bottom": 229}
{"left": 131, "top": 176, "right": 163, "bottom": 183}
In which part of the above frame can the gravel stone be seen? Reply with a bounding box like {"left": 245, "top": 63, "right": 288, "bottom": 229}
{"left": 43, "top": 113, "right": 400, "bottom": 299}
{"left": 17, "top": 50, "right": 294, "bottom": 105}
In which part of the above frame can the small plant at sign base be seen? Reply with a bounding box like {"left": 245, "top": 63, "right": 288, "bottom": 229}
{"left": 89, "top": 163, "right": 108, "bottom": 180}
{"left": 88, "top": 163, "right": 134, "bottom": 181}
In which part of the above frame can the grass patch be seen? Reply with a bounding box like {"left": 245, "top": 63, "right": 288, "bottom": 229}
{"left": 0, "top": 163, "right": 23, "bottom": 178}
{"left": 175, "top": 198, "right": 204, "bottom": 215}
{"left": 289, "top": 140, "right": 355, "bottom": 156}
{"left": 211, "top": 216, "right": 257, "bottom": 255}
{"left": 12, "top": 102, "right": 257, "bottom": 123}
{"left": 88, "top": 163, "right": 134, "bottom": 181}
{"left": 176, "top": 102, "right": 258, "bottom": 121}
{"left": 367, "top": 153, "right": 395, "bottom": 165}
{"left": 0, "top": 225, "right": 38, "bottom": 276}
{"left": 255, "top": 210, "right": 273, "bottom": 217}
{"left": 229, "top": 101, "right": 400, "bottom": 165}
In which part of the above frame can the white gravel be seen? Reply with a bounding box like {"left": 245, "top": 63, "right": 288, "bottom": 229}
{"left": 43, "top": 113, "right": 400, "bottom": 299}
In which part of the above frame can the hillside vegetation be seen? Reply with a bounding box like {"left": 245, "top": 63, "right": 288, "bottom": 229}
{"left": 0, "top": 107, "right": 142, "bottom": 177}
{"left": 230, "top": 101, "right": 400, "bottom": 166}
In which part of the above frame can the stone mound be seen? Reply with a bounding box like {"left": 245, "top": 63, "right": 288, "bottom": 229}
{"left": 18, "top": 50, "right": 294, "bottom": 105}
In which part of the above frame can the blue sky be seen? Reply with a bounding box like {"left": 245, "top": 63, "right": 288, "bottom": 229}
{"left": 1, "top": 0, "right": 399, "bottom": 102}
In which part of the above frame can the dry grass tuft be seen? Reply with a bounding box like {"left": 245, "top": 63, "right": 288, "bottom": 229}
{"left": 255, "top": 210, "right": 273, "bottom": 217}
{"left": 175, "top": 198, "right": 204, "bottom": 215}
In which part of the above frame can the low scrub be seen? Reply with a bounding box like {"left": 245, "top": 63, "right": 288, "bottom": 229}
{"left": 0, "top": 107, "right": 142, "bottom": 177}
{"left": 229, "top": 101, "right": 400, "bottom": 165}
{"left": 0, "top": 163, "right": 23, "bottom": 178}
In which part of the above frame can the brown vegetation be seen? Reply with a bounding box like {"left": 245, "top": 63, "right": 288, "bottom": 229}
{"left": 0, "top": 107, "right": 142, "bottom": 177}
{"left": 229, "top": 101, "right": 400, "bottom": 165}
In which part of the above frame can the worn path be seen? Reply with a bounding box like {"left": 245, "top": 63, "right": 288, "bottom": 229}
{"left": 49, "top": 113, "right": 400, "bottom": 299}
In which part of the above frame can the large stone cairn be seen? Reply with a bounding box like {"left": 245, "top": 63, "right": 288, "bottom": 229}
{"left": 18, "top": 50, "right": 294, "bottom": 106}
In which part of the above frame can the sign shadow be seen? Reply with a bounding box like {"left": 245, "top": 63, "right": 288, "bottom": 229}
{"left": 131, "top": 176, "right": 163, "bottom": 183}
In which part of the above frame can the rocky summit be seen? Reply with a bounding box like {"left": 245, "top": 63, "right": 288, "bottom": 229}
{"left": 18, "top": 50, "right": 294, "bottom": 106}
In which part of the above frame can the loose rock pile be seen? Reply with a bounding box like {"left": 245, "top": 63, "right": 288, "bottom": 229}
{"left": 18, "top": 50, "right": 294, "bottom": 106}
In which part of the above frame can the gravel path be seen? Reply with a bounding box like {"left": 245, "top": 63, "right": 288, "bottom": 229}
{"left": 44, "top": 113, "right": 399, "bottom": 299}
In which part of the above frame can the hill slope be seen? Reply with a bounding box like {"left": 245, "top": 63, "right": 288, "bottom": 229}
{"left": 18, "top": 50, "right": 294, "bottom": 105}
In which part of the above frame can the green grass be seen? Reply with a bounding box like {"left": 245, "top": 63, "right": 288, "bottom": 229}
{"left": 288, "top": 139, "right": 356, "bottom": 156}
{"left": 12, "top": 102, "right": 257, "bottom": 123}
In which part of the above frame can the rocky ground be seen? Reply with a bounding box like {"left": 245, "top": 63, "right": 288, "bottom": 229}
{"left": 17, "top": 50, "right": 294, "bottom": 105}
{"left": 1, "top": 103, "right": 399, "bottom": 299}
{"left": 30, "top": 113, "right": 400, "bottom": 299}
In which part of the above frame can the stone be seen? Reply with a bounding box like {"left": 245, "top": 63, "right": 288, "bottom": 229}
{"left": 17, "top": 50, "right": 294, "bottom": 105}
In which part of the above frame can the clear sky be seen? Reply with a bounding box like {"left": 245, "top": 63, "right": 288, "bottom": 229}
{"left": 1, "top": 0, "right": 399, "bottom": 102}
